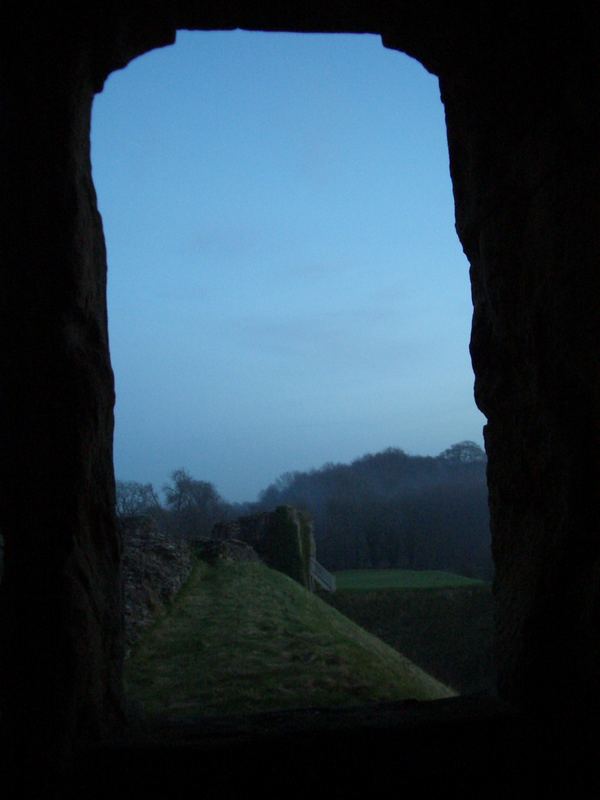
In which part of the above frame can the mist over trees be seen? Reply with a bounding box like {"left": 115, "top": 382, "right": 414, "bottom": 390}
{"left": 255, "top": 442, "right": 491, "bottom": 579}
{"left": 116, "top": 441, "right": 492, "bottom": 580}
{"left": 116, "top": 469, "right": 237, "bottom": 540}
{"left": 162, "top": 469, "right": 230, "bottom": 539}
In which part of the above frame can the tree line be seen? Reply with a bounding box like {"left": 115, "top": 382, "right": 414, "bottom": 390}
{"left": 116, "top": 441, "right": 492, "bottom": 580}
{"left": 116, "top": 468, "right": 237, "bottom": 541}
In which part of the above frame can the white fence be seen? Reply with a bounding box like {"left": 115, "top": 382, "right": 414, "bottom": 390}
{"left": 310, "top": 557, "right": 336, "bottom": 592}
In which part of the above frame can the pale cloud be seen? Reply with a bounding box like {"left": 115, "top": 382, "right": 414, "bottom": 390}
{"left": 227, "top": 307, "right": 433, "bottom": 374}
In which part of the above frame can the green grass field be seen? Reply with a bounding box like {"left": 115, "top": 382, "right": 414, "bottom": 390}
{"left": 125, "top": 559, "right": 454, "bottom": 720}
{"left": 334, "top": 569, "right": 486, "bottom": 591}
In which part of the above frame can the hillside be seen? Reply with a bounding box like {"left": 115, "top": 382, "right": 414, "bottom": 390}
{"left": 125, "top": 559, "right": 454, "bottom": 719}
{"left": 324, "top": 571, "right": 495, "bottom": 694}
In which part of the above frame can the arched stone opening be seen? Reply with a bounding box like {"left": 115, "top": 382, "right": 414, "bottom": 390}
{"left": 94, "top": 28, "right": 491, "bottom": 714}
{"left": 1, "top": 1, "right": 599, "bottom": 781}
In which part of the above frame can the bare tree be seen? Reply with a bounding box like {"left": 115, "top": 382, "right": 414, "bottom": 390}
{"left": 163, "top": 469, "right": 228, "bottom": 539}
{"left": 115, "top": 480, "right": 161, "bottom": 518}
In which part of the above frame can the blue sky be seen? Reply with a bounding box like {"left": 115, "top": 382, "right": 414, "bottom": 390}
{"left": 91, "top": 30, "right": 485, "bottom": 503}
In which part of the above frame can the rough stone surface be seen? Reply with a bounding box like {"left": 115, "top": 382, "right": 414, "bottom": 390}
{"left": 194, "top": 538, "right": 260, "bottom": 566}
{"left": 213, "top": 516, "right": 270, "bottom": 553}
{"left": 437, "top": 14, "right": 600, "bottom": 721}
{"left": 1, "top": 0, "right": 599, "bottom": 775}
{"left": 0, "top": 8, "right": 125, "bottom": 770}
{"left": 120, "top": 517, "right": 194, "bottom": 654}
{"left": 214, "top": 506, "right": 315, "bottom": 588}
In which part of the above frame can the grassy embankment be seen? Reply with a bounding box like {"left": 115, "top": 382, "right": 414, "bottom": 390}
{"left": 324, "top": 569, "right": 495, "bottom": 695}
{"left": 125, "top": 560, "right": 454, "bottom": 720}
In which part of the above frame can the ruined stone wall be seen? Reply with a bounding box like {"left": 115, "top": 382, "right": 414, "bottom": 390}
{"left": 120, "top": 517, "right": 194, "bottom": 654}
{"left": 214, "top": 506, "right": 315, "bottom": 589}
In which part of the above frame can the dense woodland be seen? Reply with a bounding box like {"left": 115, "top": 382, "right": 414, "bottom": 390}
{"left": 116, "top": 441, "right": 492, "bottom": 580}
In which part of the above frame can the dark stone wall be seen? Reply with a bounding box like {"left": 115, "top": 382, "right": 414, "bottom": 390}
{"left": 436, "top": 10, "right": 600, "bottom": 720}
{"left": 214, "top": 506, "right": 316, "bottom": 588}
{"left": 0, "top": 10, "right": 124, "bottom": 769}
{"left": 1, "top": 0, "right": 599, "bottom": 768}
{"left": 120, "top": 517, "right": 194, "bottom": 653}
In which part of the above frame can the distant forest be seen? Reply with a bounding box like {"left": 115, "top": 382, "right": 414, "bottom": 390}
{"left": 116, "top": 441, "right": 492, "bottom": 580}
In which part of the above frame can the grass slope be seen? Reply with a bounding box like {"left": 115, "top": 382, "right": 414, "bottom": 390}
{"left": 335, "top": 569, "right": 485, "bottom": 591}
{"left": 324, "top": 580, "right": 494, "bottom": 694}
{"left": 126, "top": 560, "right": 454, "bottom": 719}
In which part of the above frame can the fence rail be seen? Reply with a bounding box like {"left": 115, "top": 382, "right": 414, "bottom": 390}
{"left": 310, "top": 557, "right": 336, "bottom": 592}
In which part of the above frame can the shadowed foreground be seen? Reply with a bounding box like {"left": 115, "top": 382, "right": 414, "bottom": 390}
{"left": 63, "top": 697, "right": 579, "bottom": 798}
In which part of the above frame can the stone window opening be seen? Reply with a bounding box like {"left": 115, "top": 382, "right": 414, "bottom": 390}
{"left": 91, "top": 29, "right": 492, "bottom": 724}
{"left": 3, "top": 7, "right": 596, "bottom": 788}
